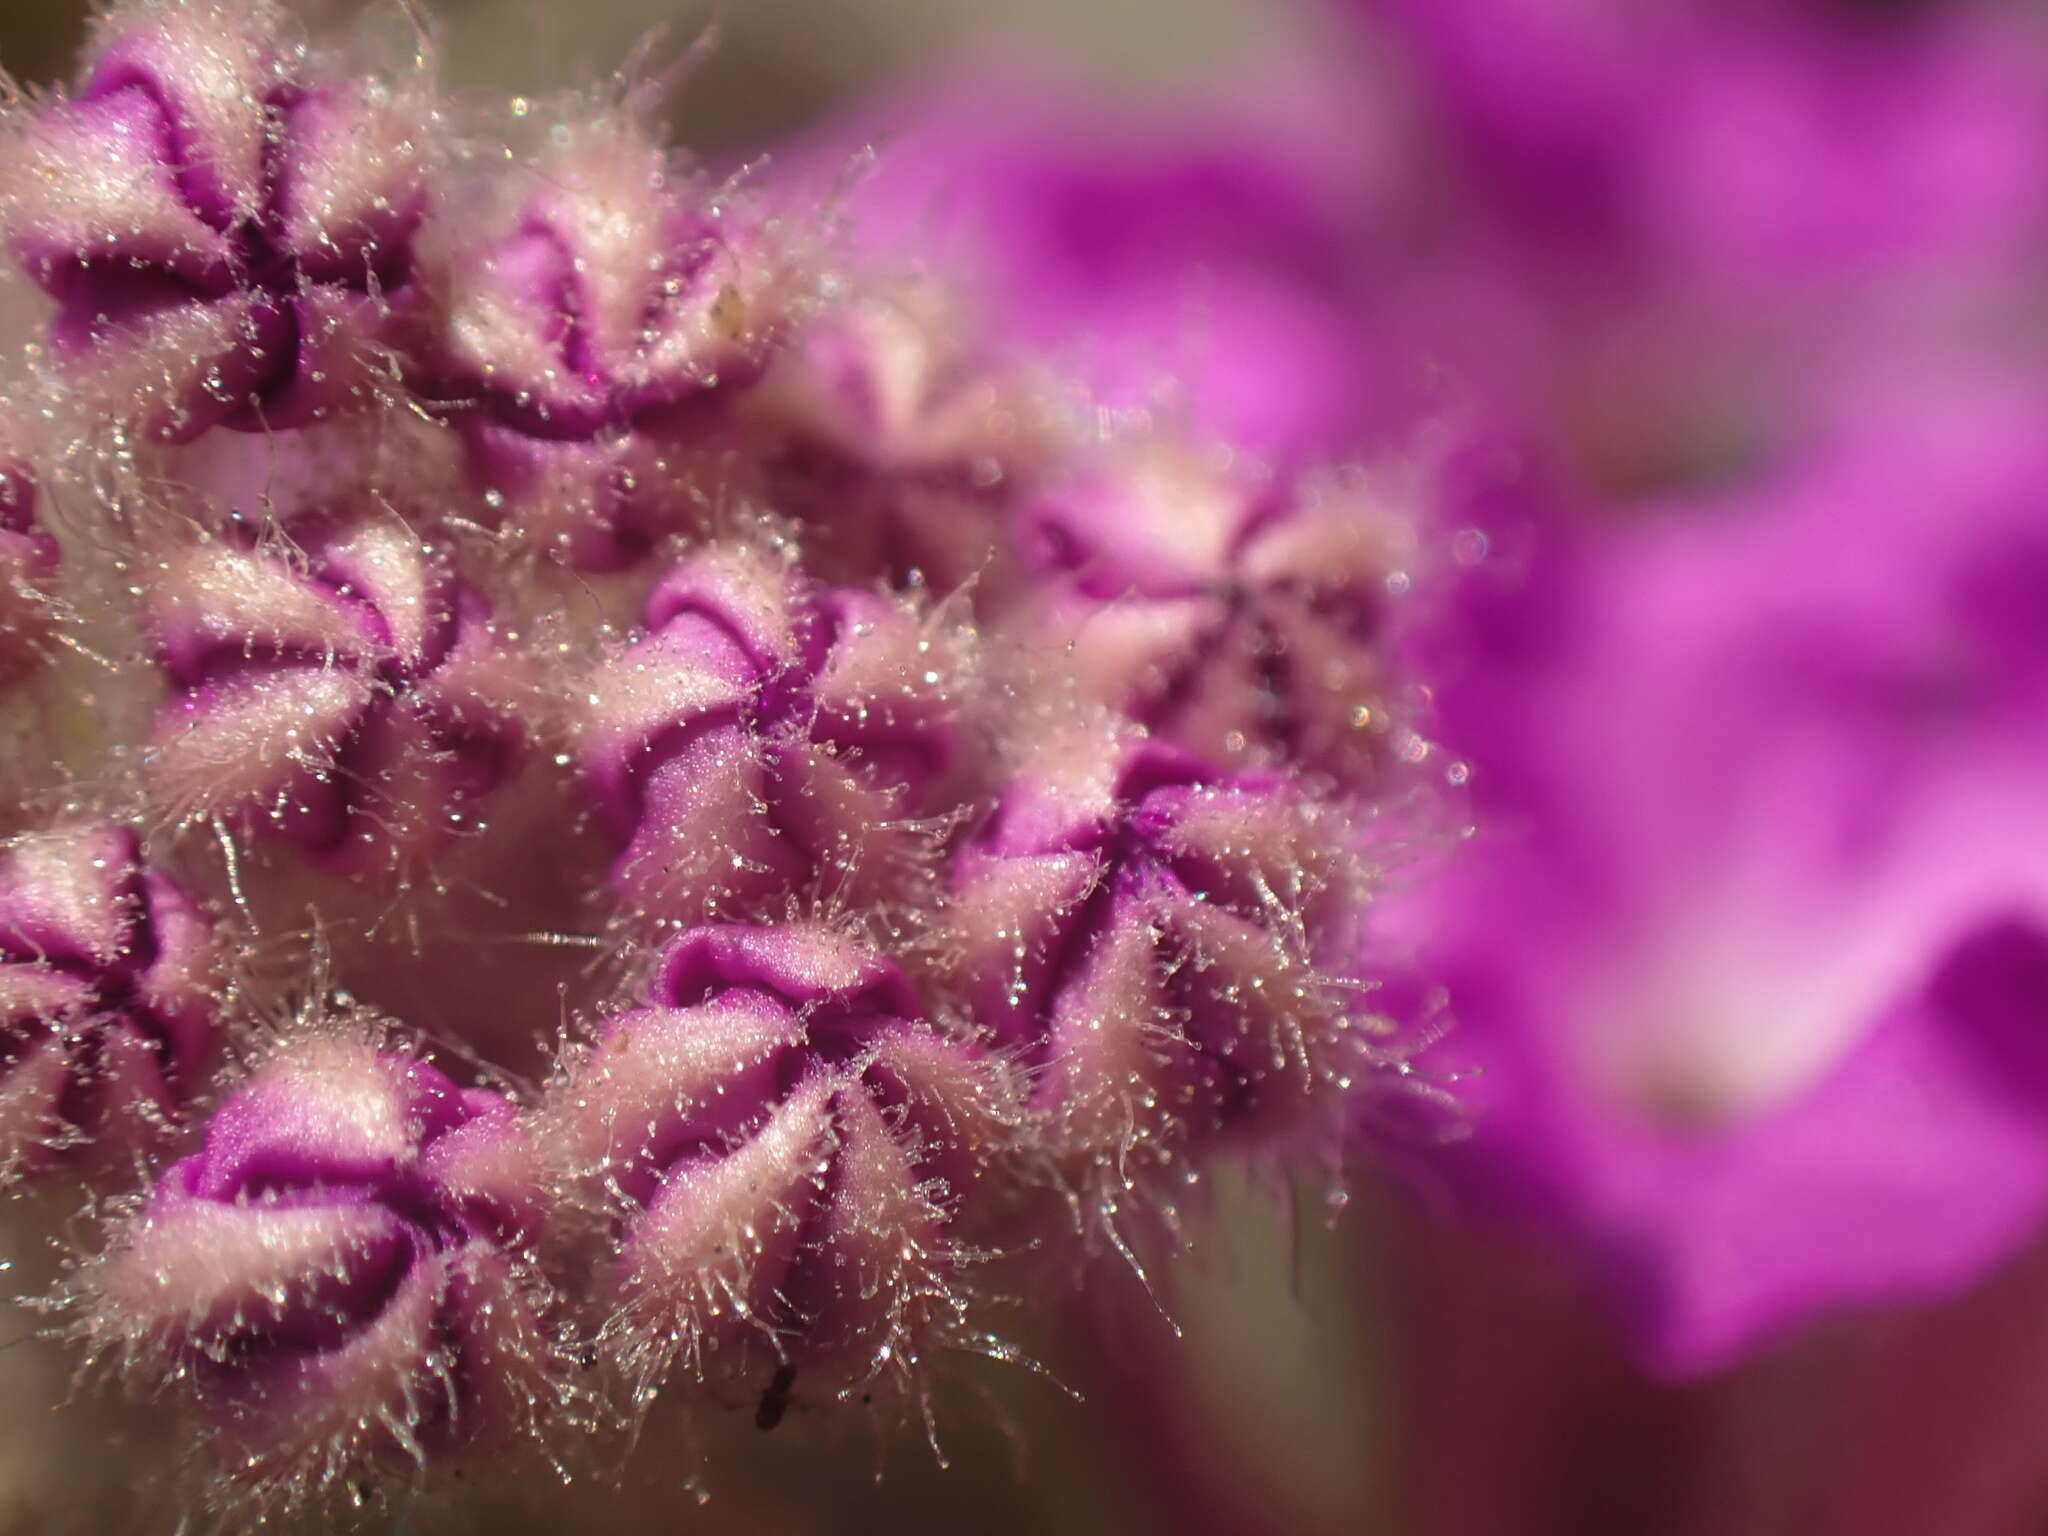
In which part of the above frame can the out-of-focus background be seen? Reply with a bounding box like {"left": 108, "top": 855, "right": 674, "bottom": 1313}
{"left": 0, "top": 0, "right": 1262, "bottom": 148}
{"left": 8, "top": 1, "right": 2048, "bottom": 1533}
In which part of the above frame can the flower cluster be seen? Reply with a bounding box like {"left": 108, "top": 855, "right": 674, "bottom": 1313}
{"left": 0, "top": 0, "right": 1437, "bottom": 1517}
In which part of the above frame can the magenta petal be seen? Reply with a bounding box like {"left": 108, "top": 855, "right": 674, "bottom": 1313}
{"left": 655, "top": 922, "right": 920, "bottom": 1021}
{"left": 1395, "top": 376, "right": 2048, "bottom": 1374}
{"left": 11, "top": 87, "right": 235, "bottom": 296}
{"left": 808, "top": 53, "right": 1401, "bottom": 459}
{"left": 79, "top": 7, "right": 272, "bottom": 233}
{"left": 270, "top": 81, "right": 428, "bottom": 288}
{"left": 1551, "top": 916, "right": 2048, "bottom": 1376}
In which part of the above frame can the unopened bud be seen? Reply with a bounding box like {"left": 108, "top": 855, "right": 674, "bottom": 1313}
{"left": 77, "top": 1032, "right": 559, "bottom": 1506}
{"left": 571, "top": 543, "right": 969, "bottom": 921}
{"left": 546, "top": 920, "right": 1012, "bottom": 1412}
{"left": 145, "top": 520, "right": 526, "bottom": 868}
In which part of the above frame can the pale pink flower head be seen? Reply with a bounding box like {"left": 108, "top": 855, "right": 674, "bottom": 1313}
{"left": 0, "top": 0, "right": 435, "bottom": 443}
{"left": 570, "top": 542, "right": 973, "bottom": 923}
{"left": 415, "top": 114, "right": 796, "bottom": 569}
{"left": 1013, "top": 441, "right": 1415, "bottom": 792}
{"left": 0, "top": 822, "right": 216, "bottom": 1179}
{"left": 545, "top": 920, "right": 1011, "bottom": 1415}
{"left": 741, "top": 287, "right": 1035, "bottom": 595}
{"left": 943, "top": 721, "right": 1360, "bottom": 1182}
{"left": 78, "top": 1031, "right": 557, "bottom": 1504}
{"left": 144, "top": 518, "right": 528, "bottom": 871}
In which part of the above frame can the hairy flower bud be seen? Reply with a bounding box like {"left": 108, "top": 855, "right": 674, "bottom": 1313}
{"left": 1015, "top": 445, "right": 1410, "bottom": 790}
{"left": 76, "top": 1032, "right": 558, "bottom": 1503}
{"left": 0, "top": 0, "right": 434, "bottom": 443}
{"left": 145, "top": 519, "right": 527, "bottom": 868}
{"left": 743, "top": 290, "right": 1028, "bottom": 594}
{"left": 943, "top": 724, "right": 1359, "bottom": 1183}
{"left": 545, "top": 921, "right": 1011, "bottom": 1413}
{"left": 571, "top": 543, "right": 970, "bottom": 922}
{"left": 416, "top": 116, "right": 793, "bottom": 568}
{"left": 0, "top": 823, "right": 216, "bottom": 1178}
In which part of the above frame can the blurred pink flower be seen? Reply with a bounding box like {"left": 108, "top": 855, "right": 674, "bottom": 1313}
{"left": 805, "top": 42, "right": 1411, "bottom": 461}
{"left": 1343, "top": 0, "right": 2048, "bottom": 493}
{"left": 1401, "top": 374, "right": 2048, "bottom": 1372}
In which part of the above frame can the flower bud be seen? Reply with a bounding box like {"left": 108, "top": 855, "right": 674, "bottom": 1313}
{"left": 77, "top": 1033, "right": 558, "bottom": 1504}
{"left": 943, "top": 724, "right": 1358, "bottom": 1178}
{"left": 545, "top": 921, "right": 1011, "bottom": 1412}
{"left": 1014, "top": 444, "right": 1410, "bottom": 791}
{"left": 416, "top": 116, "right": 794, "bottom": 569}
{"left": 0, "top": 0, "right": 435, "bottom": 443}
{"left": 145, "top": 520, "right": 527, "bottom": 868}
{"left": 743, "top": 290, "right": 1027, "bottom": 594}
{"left": 0, "top": 823, "right": 216, "bottom": 1177}
{"left": 571, "top": 543, "right": 970, "bottom": 921}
